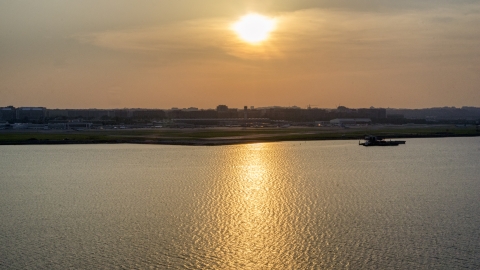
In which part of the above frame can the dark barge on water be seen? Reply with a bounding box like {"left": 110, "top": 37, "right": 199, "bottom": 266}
{"left": 359, "top": 136, "right": 406, "bottom": 146}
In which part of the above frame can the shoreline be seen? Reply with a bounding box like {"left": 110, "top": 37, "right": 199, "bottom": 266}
{"left": 0, "top": 126, "right": 478, "bottom": 146}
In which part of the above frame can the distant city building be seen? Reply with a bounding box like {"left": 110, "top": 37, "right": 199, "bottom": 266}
{"left": 0, "top": 121, "right": 9, "bottom": 129}
{"left": 66, "top": 109, "right": 113, "bottom": 119}
{"left": 214, "top": 105, "right": 239, "bottom": 118}
{"left": 47, "top": 109, "right": 69, "bottom": 118}
{"left": 115, "top": 109, "right": 131, "bottom": 118}
{"left": 387, "top": 114, "right": 405, "bottom": 119}
{"left": 132, "top": 110, "right": 165, "bottom": 119}
{"left": 16, "top": 107, "right": 46, "bottom": 121}
{"left": 167, "top": 109, "right": 216, "bottom": 119}
{"left": 216, "top": 105, "right": 228, "bottom": 112}
{"left": 0, "top": 106, "right": 16, "bottom": 121}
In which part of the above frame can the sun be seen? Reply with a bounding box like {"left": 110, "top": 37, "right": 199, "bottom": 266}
{"left": 232, "top": 13, "right": 276, "bottom": 44}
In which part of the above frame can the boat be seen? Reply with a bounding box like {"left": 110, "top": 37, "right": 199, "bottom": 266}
{"left": 359, "top": 135, "right": 406, "bottom": 146}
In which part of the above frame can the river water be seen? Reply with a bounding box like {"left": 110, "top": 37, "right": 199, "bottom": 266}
{"left": 1, "top": 137, "right": 479, "bottom": 269}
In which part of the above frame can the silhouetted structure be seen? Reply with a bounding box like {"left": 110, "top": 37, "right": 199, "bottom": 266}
{"left": 1, "top": 105, "right": 478, "bottom": 128}
{"left": 16, "top": 107, "right": 46, "bottom": 122}
{"left": 0, "top": 106, "right": 16, "bottom": 122}
{"left": 216, "top": 105, "right": 228, "bottom": 112}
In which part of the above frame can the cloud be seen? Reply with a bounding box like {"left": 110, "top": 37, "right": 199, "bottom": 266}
{"left": 75, "top": 19, "right": 235, "bottom": 60}
{"left": 75, "top": 16, "right": 287, "bottom": 62}
{"left": 76, "top": 2, "right": 480, "bottom": 68}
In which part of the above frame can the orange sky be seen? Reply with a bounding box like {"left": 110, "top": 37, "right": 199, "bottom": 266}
{"left": 1, "top": 1, "right": 479, "bottom": 109}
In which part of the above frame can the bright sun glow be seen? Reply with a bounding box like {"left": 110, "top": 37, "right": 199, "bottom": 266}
{"left": 232, "top": 13, "right": 276, "bottom": 44}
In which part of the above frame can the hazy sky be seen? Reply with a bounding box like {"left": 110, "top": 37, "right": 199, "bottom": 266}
{"left": 1, "top": 0, "right": 479, "bottom": 109}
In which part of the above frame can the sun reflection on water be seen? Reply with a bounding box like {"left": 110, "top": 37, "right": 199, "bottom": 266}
{"left": 193, "top": 143, "right": 301, "bottom": 269}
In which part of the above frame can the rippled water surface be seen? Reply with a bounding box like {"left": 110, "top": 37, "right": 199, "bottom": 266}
{"left": 1, "top": 138, "right": 480, "bottom": 269}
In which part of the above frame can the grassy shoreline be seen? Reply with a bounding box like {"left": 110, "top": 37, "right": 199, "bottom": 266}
{"left": 0, "top": 125, "right": 478, "bottom": 146}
